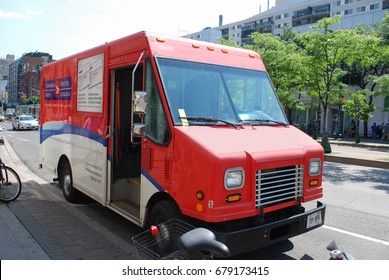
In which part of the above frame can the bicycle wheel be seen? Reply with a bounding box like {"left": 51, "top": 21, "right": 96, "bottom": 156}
{"left": 0, "top": 165, "right": 22, "bottom": 203}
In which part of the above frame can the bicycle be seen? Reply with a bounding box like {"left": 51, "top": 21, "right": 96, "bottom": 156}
{"left": 0, "top": 156, "right": 22, "bottom": 203}
{"left": 132, "top": 219, "right": 230, "bottom": 260}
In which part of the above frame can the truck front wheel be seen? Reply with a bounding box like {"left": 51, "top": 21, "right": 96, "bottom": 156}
{"left": 148, "top": 200, "right": 183, "bottom": 254}
{"left": 148, "top": 199, "right": 182, "bottom": 227}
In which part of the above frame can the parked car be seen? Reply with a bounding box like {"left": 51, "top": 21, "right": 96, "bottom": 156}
{"left": 12, "top": 115, "right": 39, "bottom": 130}
{"left": 0, "top": 114, "right": 5, "bottom": 122}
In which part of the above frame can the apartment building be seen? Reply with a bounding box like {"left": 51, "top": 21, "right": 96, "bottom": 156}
{"left": 8, "top": 52, "right": 53, "bottom": 106}
{"left": 0, "top": 55, "right": 15, "bottom": 112}
{"left": 187, "top": 0, "right": 389, "bottom": 44}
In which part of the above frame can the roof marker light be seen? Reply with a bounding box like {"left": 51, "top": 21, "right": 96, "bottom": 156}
{"left": 221, "top": 49, "right": 229, "bottom": 53}
{"left": 156, "top": 37, "right": 166, "bottom": 42}
{"left": 192, "top": 43, "right": 200, "bottom": 48}
{"left": 207, "top": 46, "right": 215, "bottom": 51}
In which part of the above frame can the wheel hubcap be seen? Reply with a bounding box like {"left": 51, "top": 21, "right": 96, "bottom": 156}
{"left": 64, "top": 173, "right": 72, "bottom": 194}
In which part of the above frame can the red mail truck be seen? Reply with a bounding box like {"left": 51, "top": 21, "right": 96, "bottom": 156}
{"left": 39, "top": 31, "right": 325, "bottom": 255}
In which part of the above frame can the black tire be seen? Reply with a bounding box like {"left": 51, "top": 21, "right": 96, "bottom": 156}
{"left": 59, "top": 160, "right": 83, "bottom": 203}
{"left": 148, "top": 199, "right": 182, "bottom": 227}
{"left": 0, "top": 165, "right": 22, "bottom": 203}
{"left": 148, "top": 200, "right": 183, "bottom": 256}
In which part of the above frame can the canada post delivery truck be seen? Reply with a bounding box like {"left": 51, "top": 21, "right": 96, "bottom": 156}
{"left": 40, "top": 31, "right": 325, "bottom": 255}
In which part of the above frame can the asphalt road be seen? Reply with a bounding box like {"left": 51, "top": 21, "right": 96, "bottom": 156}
{"left": 2, "top": 121, "right": 389, "bottom": 260}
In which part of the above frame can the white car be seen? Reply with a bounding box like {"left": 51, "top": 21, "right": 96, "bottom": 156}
{"left": 12, "top": 115, "right": 39, "bottom": 130}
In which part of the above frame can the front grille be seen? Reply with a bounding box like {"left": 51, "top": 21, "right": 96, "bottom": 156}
{"left": 256, "top": 165, "right": 304, "bottom": 208}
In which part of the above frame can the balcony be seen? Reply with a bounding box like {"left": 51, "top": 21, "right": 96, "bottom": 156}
{"left": 292, "top": 5, "right": 330, "bottom": 20}
{"left": 292, "top": 5, "right": 330, "bottom": 27}
{"left": 242, "top": 19, "right": 274, "bottom": 31}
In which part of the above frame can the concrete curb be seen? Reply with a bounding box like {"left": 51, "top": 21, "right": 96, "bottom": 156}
{"left": 324, "top": 155, "right": 389, "bottom": 170}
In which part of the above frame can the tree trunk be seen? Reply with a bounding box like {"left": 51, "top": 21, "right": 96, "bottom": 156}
{"left": 355, "top": 117, "right": 361, "bottom": 143}
{"left": 363, "top": 92, "right": 374, "bottom": 138}
{"left": 321, "top": 103, "right": 332, "bottom": 153}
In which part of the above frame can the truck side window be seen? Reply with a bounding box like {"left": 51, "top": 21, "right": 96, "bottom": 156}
{"left": 144, "top": 59, "right": 171, "bottom": 145}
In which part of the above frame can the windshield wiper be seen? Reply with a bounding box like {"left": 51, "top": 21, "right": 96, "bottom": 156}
{"left": 241, "top": 119, "right": 288, "bottom": 127}
{"left": 180, "top": 116, "right": 241, "bottom": 129}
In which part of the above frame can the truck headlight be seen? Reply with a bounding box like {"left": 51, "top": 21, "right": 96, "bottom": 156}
{"left": 309, "top": 158, "right": 321, "bottom": 176}
{"left": 224, "top": 168, "right": 244, "bottom": 190}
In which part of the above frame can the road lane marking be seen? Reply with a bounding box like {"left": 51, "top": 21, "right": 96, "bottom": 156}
{"left": 323, "top": 225, "right": 389, "bottom": 246}
{"left": 17, "top": 138, "right": 28, "bottom": 142}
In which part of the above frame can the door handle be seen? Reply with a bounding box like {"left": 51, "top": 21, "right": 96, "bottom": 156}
{"left": 105, "top": 126, "right": 111, "bottom": 139}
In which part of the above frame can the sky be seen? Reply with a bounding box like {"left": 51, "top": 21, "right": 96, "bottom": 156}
{"left": 0, "top": 0, "right": 276, "bottom": 60}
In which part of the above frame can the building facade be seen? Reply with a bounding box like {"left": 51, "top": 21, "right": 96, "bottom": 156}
{"left": 0, "top": 55, "right": 15, "bottom": 113}
{"left": 187, "top": 0, "right": 389, "bottom": 44}
{"left": 8, "top": 52, "right": 53, "bottom": 107}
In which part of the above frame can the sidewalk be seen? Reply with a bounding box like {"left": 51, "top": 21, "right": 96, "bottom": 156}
{"left": 0, "top": 141, "right": 50, "bottom": 259}
{"left": 0, "top": 136, "right": 388, "bottom": 260}
{"left": 0, "top": 140, "right": 140, "bottom": 260}
{"left": 319, "top": 137, "right": 389, "bottom": 170}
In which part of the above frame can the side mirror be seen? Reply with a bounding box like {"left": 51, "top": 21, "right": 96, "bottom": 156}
{"left": 134, "top": 91, "right": 147, "bottom": 114}
{"left": 131, "top": 91, "right": 147, "bottom": 144}
{"left": 133, "top": 123, "right": 146, "bottom": 137}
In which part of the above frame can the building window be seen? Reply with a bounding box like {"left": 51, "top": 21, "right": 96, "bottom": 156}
{"left": 357, "top": 6, "right": 366, "bottom": 12}
{"left": 284, "top": 12, "right": 290, "bottom": 18}
{"left": 333, "top": 11, "right": 341, "bottom": 16}
{"left": 370, "top": 3, "right": 380, "bottom": 10}
{"left": 333, "top": 1, "right": 341, "bottom": 7}
{"left": 275, "top": 14, "right": 281, "bottom": 20}
{"left": 345, "top": 0, "right": 353, "bottom": 4}
{"left": 344, "top": 9, "right": 353, "bottom": 15}
{"left": 275, "top": 24, "right": 282, "bottom": 29}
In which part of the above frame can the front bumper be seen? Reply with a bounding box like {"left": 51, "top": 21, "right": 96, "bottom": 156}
{"left": 213, "top": 201, "right": 326, "bottom": 256}
{"left": 20, "top": 124, "right": 39, "bottom": 130}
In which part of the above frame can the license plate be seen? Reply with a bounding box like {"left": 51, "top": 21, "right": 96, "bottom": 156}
{"left": 307, "top": 211, "right": 322, "bottom": 229}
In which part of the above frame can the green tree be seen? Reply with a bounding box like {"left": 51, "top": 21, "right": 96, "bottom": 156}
{"left": 298, "top": 16, "right": 363, "bottom": 152}
{"left": 375, "top": 11, "right": 389, "bottom": 45}
{"left": 26, "top": 95, "right": 40, "bottom": 105}
{"left": 374, "top": 74, "right": 389, "bottom": 95}
{"left": 26, "top": 96, "right": 40, "bottom": 118}
{"left": 343, "top": 91, "right": 376, "bottom": 143}
{"left": 247, "top": 32, "right": 305, "bottom": 123}
{"left": 344, "top": 13, "right": 388, "bottom": 137}
{"left": 218, "top": 37, "right": 240, "bottom": 47}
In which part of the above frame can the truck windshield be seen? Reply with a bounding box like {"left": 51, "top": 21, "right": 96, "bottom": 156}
{"left": 157, "top": 58, "right": 288, "bottom": 126}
